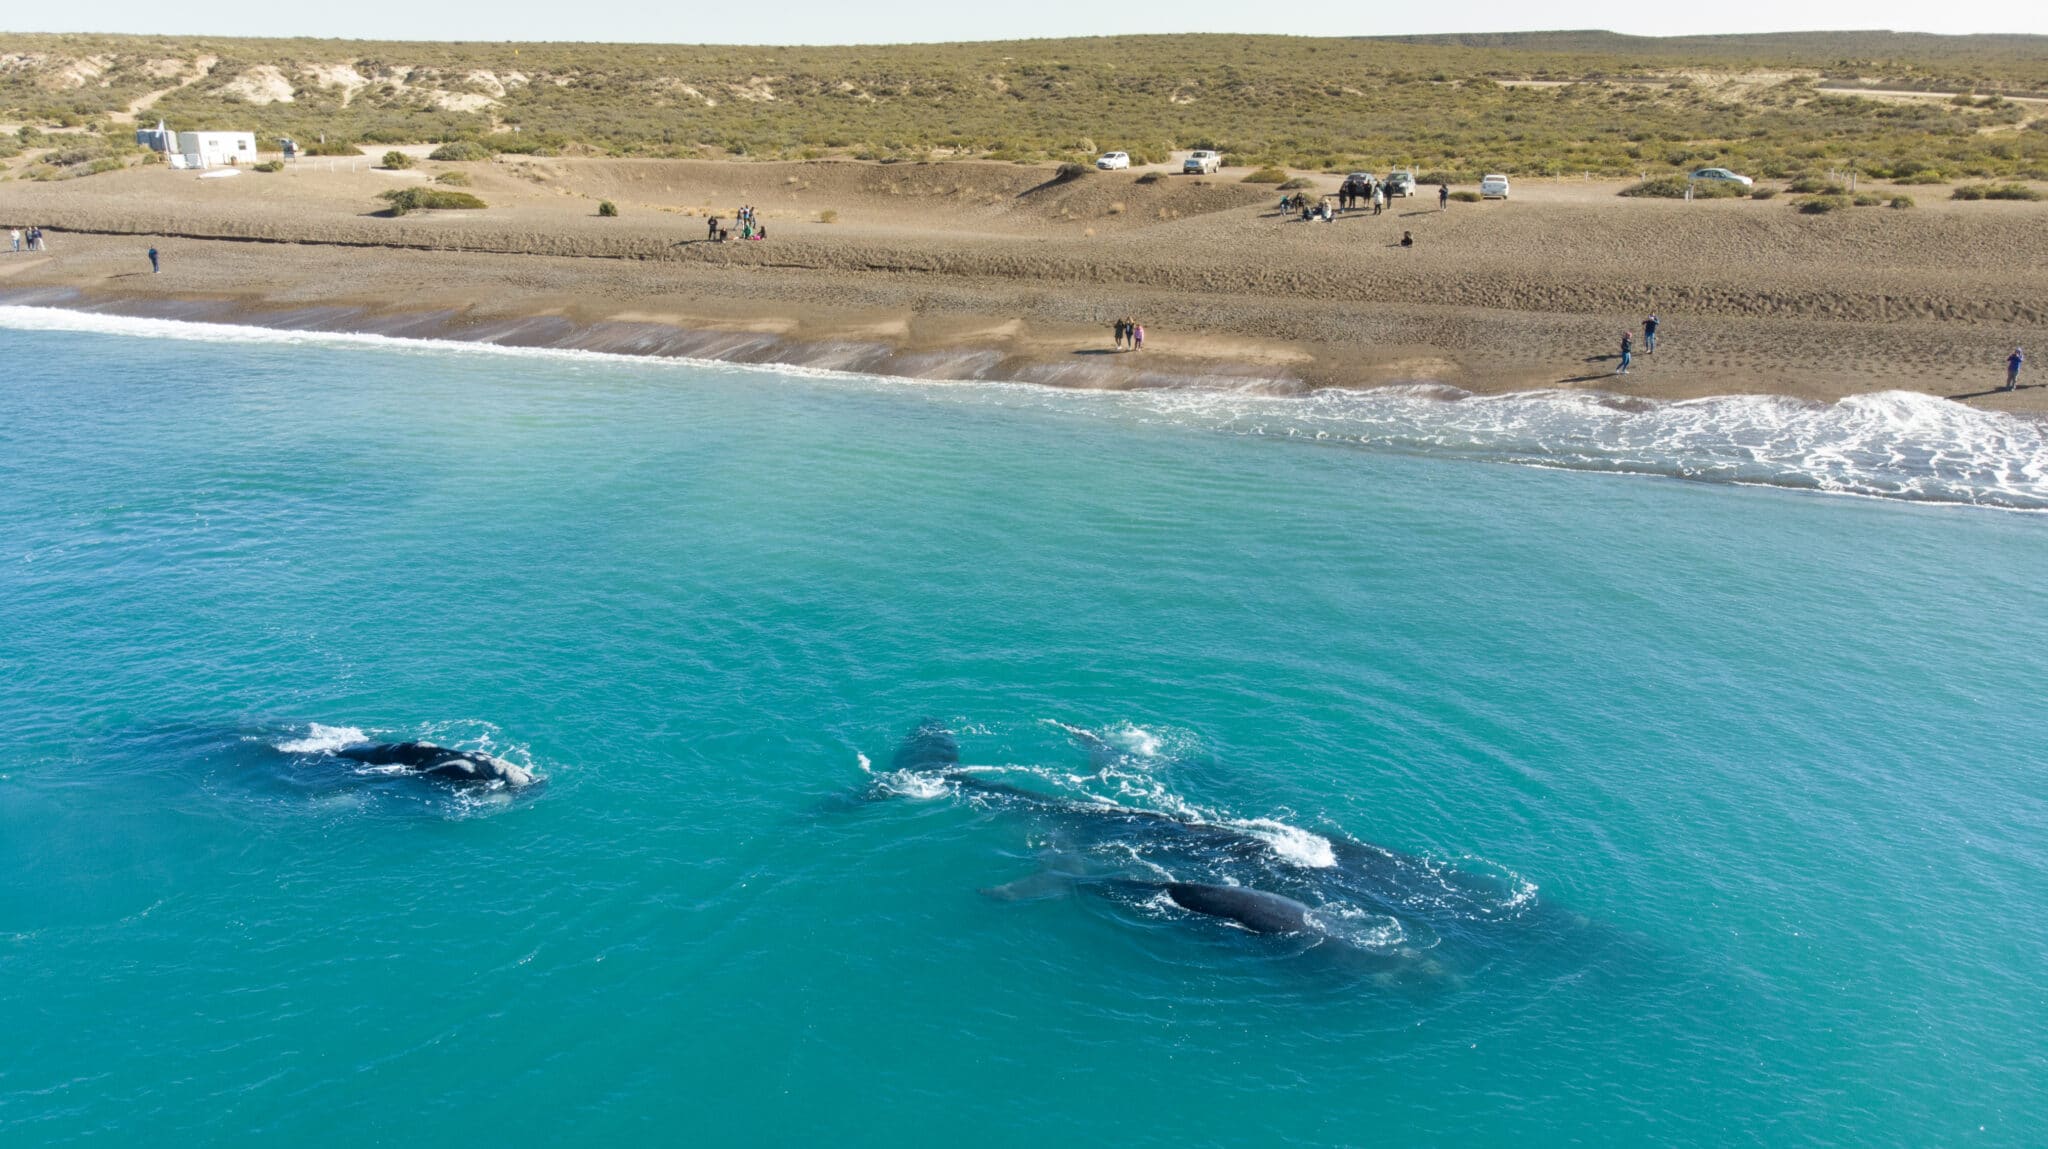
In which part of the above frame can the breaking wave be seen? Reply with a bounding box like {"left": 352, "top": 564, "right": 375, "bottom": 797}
{"left": 1083, "top": 385, "right": 2048, "bottom": 511}
{"left": 11, "top": 304, "right": 2028, "bottom": 508}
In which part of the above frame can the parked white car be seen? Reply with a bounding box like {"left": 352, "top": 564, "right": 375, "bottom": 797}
{"left": 1689, "top": 167, "right": 1754, "bottom": 188}
{"left": 1479, "top": 173, "right": 1511, "bottom": 199}
{"left": 1096, "top": 152, "right": 1131, "bottom": 171}
{"left": 1182, "top": 150, "right": 1221, "bottom": 175}
{"left": 1383, "top": 171, "right": 1417, "bottom": 198}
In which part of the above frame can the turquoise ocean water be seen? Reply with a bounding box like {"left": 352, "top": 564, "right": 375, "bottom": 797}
{"left": 2, "top": 309, "right": 2045, "bottom": 1146}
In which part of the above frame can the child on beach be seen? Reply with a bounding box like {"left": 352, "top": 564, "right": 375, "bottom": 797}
{"left": 2010, "top": 347, "right": 2026, "bottom": 392}
{"left": 1132, "top": 324, "right": 1144, "bottom": 351}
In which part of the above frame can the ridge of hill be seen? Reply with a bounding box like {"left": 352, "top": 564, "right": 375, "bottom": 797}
{"left": 2, "top": 32, "right": 2045, "bottom": 178}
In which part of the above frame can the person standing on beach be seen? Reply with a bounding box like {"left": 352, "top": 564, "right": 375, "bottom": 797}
{"left": 1616, "top": 332, "right": 1634, "bottom": 375}
{"left": 147, "top": 246, "right": 159, "bottom": 274}
{"left": 1643, "top": 314, "right": 1659, "bottom": 354}
{"left": 2009, "top": 347, "right": 2026, "bottom": 392}
{"left": 8, "top": 228, "right": 18, "bottom": 253}
{"left": 1133, "top": 323, "right": 1145, "bottom": 352}
{"left": 1439, "top": 183, "right": 1450, "bottom": 211}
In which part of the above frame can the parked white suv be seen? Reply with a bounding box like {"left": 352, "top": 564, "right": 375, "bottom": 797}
{"left": 1689, "top": 167, "right": 1754, "bottom": 188}
{"left": 1383, "top": 171, "right": 1417, "bottom": 198}
{"left": 1182, "top": 150, "right": 1221, "bottom": 175}
{"left": 1096, "top": 152, "right": 1131, "bottom": 171}
{"left": 1479, "top": 173, "right": 1511, "bottom": 199}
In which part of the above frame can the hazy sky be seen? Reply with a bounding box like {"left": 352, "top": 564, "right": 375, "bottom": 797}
{"left": 10, "top": 0, "right": 2043, "bottom": 42}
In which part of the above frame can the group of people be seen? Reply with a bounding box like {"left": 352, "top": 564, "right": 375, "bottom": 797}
{"left": 706, "top": 205, "right": 768, "bottom": 243}
{"left": 1336, "top": 185, "right": 1386, "bottom": 214}
{"left": 9, "top": 226, "right": 48, "bottom": 252}
{"left": 1111, "top": 317, "right": 1146, "bottom": 352}
{"left": 1615, "top": 315, "right": 1660, "bottom": 375}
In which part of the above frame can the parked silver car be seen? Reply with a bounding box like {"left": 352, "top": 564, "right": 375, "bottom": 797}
{"left": 1689, "top": 167, "right": 1754, "bottom": 188}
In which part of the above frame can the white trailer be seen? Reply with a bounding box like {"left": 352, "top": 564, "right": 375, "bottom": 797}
{"left": 175, "top": 131, "right": 258, "bottom": 169}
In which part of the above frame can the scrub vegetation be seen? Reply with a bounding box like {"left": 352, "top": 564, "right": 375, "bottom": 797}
{"left": 377, "top": 187, "right": 486, "bottom": 214}
{"left": 2, "top": 31, "right": 2045, "bottom": 179}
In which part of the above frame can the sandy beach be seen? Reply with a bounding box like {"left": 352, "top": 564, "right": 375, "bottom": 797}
{"left": 2, "top": 157, "right": 2044, "bottom": 408}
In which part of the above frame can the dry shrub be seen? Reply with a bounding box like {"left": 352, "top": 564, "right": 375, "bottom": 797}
{"left": 1796, "top": 195, "right": 1849, "bottom": 214}
{"left": 379, "top": 187, "right": 486, "bottom": 214}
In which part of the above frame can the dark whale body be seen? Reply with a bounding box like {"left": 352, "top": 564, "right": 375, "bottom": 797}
{"left": 334, "top": 741, "right": 537, "bottom": 788}
{"left": 885, "top": 719, "right": 1391, "bottom": 943}
{"left": 1163, "top": 882, "right": 1316, "bottom": 934}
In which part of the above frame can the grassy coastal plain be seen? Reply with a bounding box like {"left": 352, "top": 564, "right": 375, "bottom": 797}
{"left": 1, "top": 31, "right": 2044, "bottom": 405}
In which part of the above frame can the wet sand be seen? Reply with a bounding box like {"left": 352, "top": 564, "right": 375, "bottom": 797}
{"left": 1, "top": 158, "right": 2043, "bottom": 408}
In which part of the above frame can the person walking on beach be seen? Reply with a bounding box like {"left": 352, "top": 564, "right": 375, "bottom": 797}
{"left": 1132, "top": 323, "right": 1145, "bottom": 352}
{"left": 1616, "top": 332, "right": 1634, "bottom": 375}
{"left": 1643, "top": 314, "right": 1659, "bottom": 354}
{"left": 2009, "top": 347, "right": 2026, "bottom": 392}
{"left": 1439, "top": 183, "right": 1449, "bottom": 211}
{"left": 9, "top": 228, "right": 18, "bottom": 253}
{"left": 147, "top": 246, "right": 159, "bottom": 274}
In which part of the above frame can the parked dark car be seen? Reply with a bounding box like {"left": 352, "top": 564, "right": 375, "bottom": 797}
{"left": 1340, "top": 172, "right": 1379, "bottom": 200}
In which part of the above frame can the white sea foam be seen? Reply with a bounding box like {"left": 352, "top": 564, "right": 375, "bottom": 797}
{"left": 1101, "top": 385, "right": 2048, "bottom": 511}
{"left": 1232, "top": 818, "right": 1338, "bottom": 869}
{"left": 1306, "top": 902, "right": 1409, "bottom": 949}
{"left": 874, "top": 769, "right": 953, "bottom": 800}
{"left": 0, "top": 304, "right": 889, "bottom": 382}
{"left": 275, "top": 723, "right": 367, "bottom": 754}
{"left": 8, "top": 304, "right": 2038, "bottom": 508}
{"left": 1104, "top": 722, "right": 1164, "bottom": 759}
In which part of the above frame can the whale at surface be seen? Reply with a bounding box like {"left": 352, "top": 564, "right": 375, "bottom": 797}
{"left": 334, "top": 741, "right": 538, "bottom": 789}
{"left": 1161, "top": 882, "right": 1316, "bottom": 935}
{"left": 872, "top": 720, "right": 1532, "bottom": 956}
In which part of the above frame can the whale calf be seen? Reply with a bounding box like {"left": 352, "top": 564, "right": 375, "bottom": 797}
{"left": 334, "top": 741, "right": 538, "bottom": 789}
{"left": 1162, "top": 882, "right": 1316, "bottom": 935}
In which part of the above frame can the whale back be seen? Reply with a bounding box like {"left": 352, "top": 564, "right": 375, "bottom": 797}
{"left": 1164, "top": 882, "right": 1314, "bottom": 934}
{"left": 335, "top": 741, "right": 534, "bottom": 788}
{"left": 891, "top": 720, "right": 960, "bottom": 772}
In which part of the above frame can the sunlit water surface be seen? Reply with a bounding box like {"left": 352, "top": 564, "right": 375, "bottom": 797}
{"left": 3, "top": 316, "right": 2045, "bottom": 1146}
